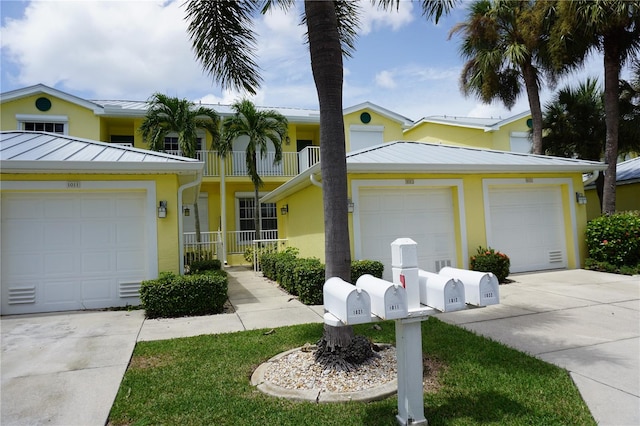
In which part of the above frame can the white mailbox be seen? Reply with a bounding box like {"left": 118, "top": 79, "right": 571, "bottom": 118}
{"left": 356, "top": 274, "right": 408, "bottom": 320}
{"left": 418, "top": 269, "right": 466, "bottom": 312}
{"left": 323, "top": 277, "right": 372, "bottom": 325}
{"left": 438, "top": 267, "right": 499, "bottom": 306}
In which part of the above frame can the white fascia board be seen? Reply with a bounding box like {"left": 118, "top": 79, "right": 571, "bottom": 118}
{"left": 485, "top": 110, "right": 531, "bottom": 132}
{"left": 1, "top": 84, "right": 104, "bottom": 114}
{"left": 0, "top": 160, "right": 205, "bottom": 175}
{"left": 260, "top": 163, "right": 320, "bottom": 203}
{"left": 346, "top": 163, "right": 609, "bottom": 174}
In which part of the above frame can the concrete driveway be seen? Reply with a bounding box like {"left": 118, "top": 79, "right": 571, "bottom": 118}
{"left": 1, "top": 310, "right": 144, "bottom": 426}
{"left": 438, "top": 269, "right": 640, "bottom": 426}
{"left": 1, "top": 269, "right": 638, "bottom": 425}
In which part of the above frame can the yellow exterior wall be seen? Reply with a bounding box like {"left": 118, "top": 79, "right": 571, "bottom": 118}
{"left": 404, "top": 122, "right": 493, "bottom": 148}
{"left": 0, "top": 172, "right": 183, "bottom": 274}
{"left": 586, "top": 182, "right": 640, "bottom": 221}
{"left": 493, "top": 116, "right": 530, "bottom": 151}
{"left": 343, "top": 109, "right": 406, "bottom": 151}
{"left": 277, "top": 171, "right": 587, "bottom": 270}
{"left": 1, "top": 95, "right": 101, "bottom": 140}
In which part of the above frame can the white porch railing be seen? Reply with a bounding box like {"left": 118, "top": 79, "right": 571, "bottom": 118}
{"left": 184, "top": 231, "right": 223, "bottom": 264}
{"left": 165, "top": 149, "right": 320, "bottom": 177}
{"left": 225, "top": 230, "right": 279, "bottom": 254}
{"left": 252, "top": 239, "right": 289, "bottom": 272}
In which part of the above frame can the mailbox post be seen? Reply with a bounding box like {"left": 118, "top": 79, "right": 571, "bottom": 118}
{"left": 392, "top": 238, "right": 429, "bottom": 426}
{"left": 321, "top": 238, "right": 500, "bottom": 425}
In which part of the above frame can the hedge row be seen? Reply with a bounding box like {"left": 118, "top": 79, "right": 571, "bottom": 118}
{"left": 140, "top": 269, "right": 228, "bottom": 318}
{"left": 260, "top": 248, "right": 384, "bottom": 305}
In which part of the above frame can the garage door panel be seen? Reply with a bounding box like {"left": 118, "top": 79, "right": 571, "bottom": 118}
{"left": 82, "top": 198, "right": 113, "bottom": 217}
{"left": 2, "top": 191, "right": 149, "bottom": 314}
{"left": 358, "top": 187, "right": 457, "bottom": 280}
{"left": 487, "top": 186, "right": 567, "bottom": 273}
{"left": 44, "top": 252, "right": 75, "bottom": 275}
{"left": 45, "top": 222, "right": 76, "bottom": 247}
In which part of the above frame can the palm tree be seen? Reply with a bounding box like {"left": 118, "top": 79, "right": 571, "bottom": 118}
{"left": 220, "top": 99, "right": 288, "bottom": 239}
{"left": 450, "top": 0, "right": 554, "bottom": 155}
{"left": 551, "top": 0, "right": 640, "bottom": 214}
{"left": 541, "top": 78, "right": 606, "bottom": 209}
{"left": 184, "top": 0, "right": 457, "bottom": 363}
{"left": 139, "top": 93, "right": 220, "bottom": 243}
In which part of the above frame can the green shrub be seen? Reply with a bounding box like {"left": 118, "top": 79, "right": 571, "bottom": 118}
{"left": 470, "top": 246, "right": 511, "bottom": 283}
{"left": 188, "top": 259, "right": 221, "bottom": 274}
{"left": 140, "top": 270, "right": 228, "bottom": 318}
{"left": 586, "top": 211, "right": 640, "bottom": 268}
{"left": 292, "top": 258, "right": 325, "bottom": 305}
{"left": 351, "top": 260, "right": 384, "bottom": 283}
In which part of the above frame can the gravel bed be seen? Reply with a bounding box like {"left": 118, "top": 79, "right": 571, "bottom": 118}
{"left": 262, "top": 345, "right": 397, "bottom": 393}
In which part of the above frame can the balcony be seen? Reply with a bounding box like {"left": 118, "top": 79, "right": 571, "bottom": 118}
{"left": 166, "top": 146, "right": 320, "bottom": 178}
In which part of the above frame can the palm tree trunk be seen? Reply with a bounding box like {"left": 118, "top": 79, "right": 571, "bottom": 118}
{"left": 602, "top": 34, "right": 621, "bottom": 215}
{"left": 522, "top": 61, "right": 544, "bottom": 155}
{"left": 305, "top": 0, "right": 354, "bottom": 349}
{"left": 254, "top": 183, "right": 261, "bottom": 241}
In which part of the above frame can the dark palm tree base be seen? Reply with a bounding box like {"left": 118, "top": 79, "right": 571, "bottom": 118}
{"left": 314, "top": 334, "right": 380, "bottom": 372}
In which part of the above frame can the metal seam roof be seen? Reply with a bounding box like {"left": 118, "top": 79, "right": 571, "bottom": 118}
{"left": 0, "top": 131, "right": 203, "bottom": 174}
{"left": 345, "top": 141, "right": 607, "bottom": 170}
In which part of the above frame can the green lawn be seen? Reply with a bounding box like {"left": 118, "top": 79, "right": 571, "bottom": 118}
{"left": 108, "top": 317, "right": 595, "bottom": 426}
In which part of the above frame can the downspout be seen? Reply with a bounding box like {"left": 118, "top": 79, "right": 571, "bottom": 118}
{"left": 310, "top": 172, "right": 322, "bottom": 187}
{"left": 583, "top": 170, "right": 600, "bottom": 187}
{"left": 178, "top": 169, "right": 203, "bottom": 275}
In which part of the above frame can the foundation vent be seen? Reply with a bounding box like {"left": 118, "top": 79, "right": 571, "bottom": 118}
{"left": 548, "top": 250, "right": 563, "bottom": 264}
{"left": 8, "top": 286, "right": 36, "bottom": 305}
{"left": 435, "top": 259, "right": 452, "bottom": 272}
{"left": 119, "top": 282, "right": 141, "bottom": 298}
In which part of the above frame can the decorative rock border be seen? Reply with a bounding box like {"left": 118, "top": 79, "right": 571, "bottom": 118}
{"left": 251, "top": 346, "right": 398, "bottom": 403}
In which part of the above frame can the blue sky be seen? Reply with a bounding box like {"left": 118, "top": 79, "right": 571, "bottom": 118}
{"left": 1, "top": 0, "right": 612, "bottom": 121}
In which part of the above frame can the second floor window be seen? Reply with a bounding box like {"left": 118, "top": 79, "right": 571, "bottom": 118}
{"left": 163, "top": 136, "right": 202, "bottom": 152}
{"left": 23, "top": 122, "right": 65, "bottom": 134}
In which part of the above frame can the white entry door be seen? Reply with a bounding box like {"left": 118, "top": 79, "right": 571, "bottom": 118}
{"left": 486, "top": 185, "right": 568, "bottom": 273}
{"left": 356, "top": 187, "right": 457, "bottom": 280}
{"left": 1, "top": 191, "right": 149, "bottom": 315}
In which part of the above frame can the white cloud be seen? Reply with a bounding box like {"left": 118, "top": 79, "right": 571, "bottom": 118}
{"left": 1, "top": 1, "right": 214, "bottom": 99}
{"left": 375, "top": 70, "right": 397, "bottom": 89}
{"left": 359, "top": 1, "right": 414, "bottom": 35}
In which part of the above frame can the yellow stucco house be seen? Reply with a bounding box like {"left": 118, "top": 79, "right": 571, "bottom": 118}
{"left": 1, "top": 83, "right": 607, "bottom": 314}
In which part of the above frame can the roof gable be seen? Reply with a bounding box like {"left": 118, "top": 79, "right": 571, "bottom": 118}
{"left": 344, "top": 101, "right": 414, "bottom": 128}
{"left": 0, "top": 84, "right": 104, "bottom": 113}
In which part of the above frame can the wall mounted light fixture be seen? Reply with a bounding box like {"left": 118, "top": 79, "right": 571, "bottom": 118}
{"left": 575, "top": 192, "right": 587, "bottom": 205}
{"left": 281, "top": 204, "right": 289, "bottom": 215}
{"left": 285, "top": 136, "right": 291, "bottom": 145}
{"left": 183, "top": 206, "right": 191, "bottom": 216}
{"left": 347, "top": 199, "right": 355, "bottom": 213}
{"left": 158, "top": 200, "right": 167, "bottom": 218}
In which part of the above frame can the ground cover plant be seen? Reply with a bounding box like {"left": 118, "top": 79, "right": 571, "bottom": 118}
{"left": 108, "top": 318, "right": 594, "bottom": 426}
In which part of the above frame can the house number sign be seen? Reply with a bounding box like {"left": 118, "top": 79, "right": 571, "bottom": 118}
{"left": 67, "top": 181, "right": 81, "bottom": 188}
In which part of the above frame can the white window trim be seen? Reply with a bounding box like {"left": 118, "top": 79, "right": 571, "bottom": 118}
{"left": 350, "top": 125, "right": 385, "bottom": 132}
{"left": 234, "top": 192, "right": 275, "bottom": 234}
{"left": 16, "top": 114, "right": 69, "bottom": 135}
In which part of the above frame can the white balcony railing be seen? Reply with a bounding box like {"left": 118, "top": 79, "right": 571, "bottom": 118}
{"left": 165, "top": 148, "right": 320, "bottom": 177}
{"left": 225, "top": 229, "right": 279, "bottom": 254}
{"left": 183, "top": 231, "right": 223, "bottom": 263}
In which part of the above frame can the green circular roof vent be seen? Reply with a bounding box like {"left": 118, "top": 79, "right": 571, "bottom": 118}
{"left": 35, "top": 97, "right": 52, "bottom": 112}
{"left": 360, "top": 112, "right": 371, "bottom": 124}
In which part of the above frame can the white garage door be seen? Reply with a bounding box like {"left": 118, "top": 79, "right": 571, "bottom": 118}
{"left": 1, "top": 191, "right": 148, "bottom": 315}
{"left": 487, "top": 186, "right": 567, "bottom": 273}
{"left": 357, "top": 187, "right": 457, "bottom": 280}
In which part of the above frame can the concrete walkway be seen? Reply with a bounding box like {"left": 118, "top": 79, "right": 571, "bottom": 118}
{"left": 1, "top": 267, "right": 638, "bottom": 425}
{"left": 438, "top": 269, "right": 640, "bottom": 426}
